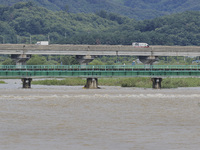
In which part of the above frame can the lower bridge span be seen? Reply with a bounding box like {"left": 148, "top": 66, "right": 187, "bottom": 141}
{"left": 1, "top": 65, "right": 200, "bottom": 89}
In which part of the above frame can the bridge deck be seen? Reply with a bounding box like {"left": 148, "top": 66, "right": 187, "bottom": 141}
{"left": 1, "top": 44, "right": 200, "bottom": 56}
{"left": 0, "top": 65, "right": 200, "bottom": 78}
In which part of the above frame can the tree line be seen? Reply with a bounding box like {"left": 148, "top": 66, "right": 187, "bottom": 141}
{"left": 1, "top": 0, "right": 199, "bottom": 20}
{"left": 0, "top": 54, "right": 196, "bottom": 66}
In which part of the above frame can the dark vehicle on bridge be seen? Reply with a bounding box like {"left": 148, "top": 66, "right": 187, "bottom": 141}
{"left": 132, "top": 42, "right": 149, "bottom": 48}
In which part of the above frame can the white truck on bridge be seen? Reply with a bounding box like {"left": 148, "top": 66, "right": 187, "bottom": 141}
{"left": 36, "top": 41, "right": 49, "bottom": 45}
{"left": 132, "top": 42, "right": 149, "bottom": 48}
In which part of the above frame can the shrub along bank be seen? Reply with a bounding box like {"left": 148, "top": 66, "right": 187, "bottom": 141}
{"left": 0, "top": 81, "right": 6, "bottom": 84}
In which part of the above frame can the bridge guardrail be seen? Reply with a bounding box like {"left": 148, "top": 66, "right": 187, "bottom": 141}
{"left": 0, "top": 65, "right": 200, "bottom": 77}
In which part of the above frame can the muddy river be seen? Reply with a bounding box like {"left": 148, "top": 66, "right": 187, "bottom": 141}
{"left": 0, "top": 79, "right": 200, "bottom": 150}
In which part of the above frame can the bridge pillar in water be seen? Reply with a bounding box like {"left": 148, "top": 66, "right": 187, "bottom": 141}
{"left": 151, "top": 78, "right": 162, "bottom": 89}
{"left": 21, "top": 78, "right": 32, "bottom": 88}
{"left": 85, "top": 78, "right": 98, "bottom": 89}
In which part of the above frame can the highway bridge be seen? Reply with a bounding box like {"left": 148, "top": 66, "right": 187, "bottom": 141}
{"left": 1, "top": 65, "right": 200, "bottom": 89}
{"left": 0, "top": 44, "right": 200, "bottom": 56}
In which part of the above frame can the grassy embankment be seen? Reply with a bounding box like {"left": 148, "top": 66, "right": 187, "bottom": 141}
{"left": 32, "top": 77, "right": 200, "bottom": 88}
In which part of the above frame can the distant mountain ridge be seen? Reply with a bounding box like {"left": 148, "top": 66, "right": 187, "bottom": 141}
{"left": 1, "top": 2, "right": 200, "bottom": 46}
{"left": 0, "top": 0, "right": 200, "bottom": 19}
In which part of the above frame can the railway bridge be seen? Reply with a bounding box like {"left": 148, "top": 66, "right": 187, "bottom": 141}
{"left": 1, "top": 65, "right": 200, "bottom": 89}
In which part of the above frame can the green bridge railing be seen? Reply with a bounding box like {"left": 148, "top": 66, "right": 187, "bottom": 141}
{"left": 1, "top": 65, "right": 200, "bottom": 70}
{"left": 0, "top": 65, "right": 200, "bottom": 77}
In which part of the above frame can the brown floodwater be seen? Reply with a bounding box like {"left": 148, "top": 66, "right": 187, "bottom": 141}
{"left": 0, "top": 79, "right": 200, "bottom": 150}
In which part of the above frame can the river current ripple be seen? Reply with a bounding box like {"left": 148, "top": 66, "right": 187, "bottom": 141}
{"left": 0, "top": 79, "right": 200, "bottom": 150}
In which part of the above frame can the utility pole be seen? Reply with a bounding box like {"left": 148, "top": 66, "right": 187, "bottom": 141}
{"left": 48, "top": 34, "right": 50, "bottom": 44}
{"left": 3, "top": 36, "right": 4, "bottom": 44}
{"left": 30, "top": 35, "right": 32, "bottom": 44}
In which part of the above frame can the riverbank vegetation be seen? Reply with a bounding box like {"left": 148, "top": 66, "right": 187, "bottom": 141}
{"left": 0, "top": 80, "right": 6, "bottom": 84}
{"left": 32, "top": 77, "right": 200, "bottom": 88}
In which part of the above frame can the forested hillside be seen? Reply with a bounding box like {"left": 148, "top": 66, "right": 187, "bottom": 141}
{"left": 0, "top": 2, "right": 125, "bottom": 44}
{"left": 1, "top": 2, "right": 200, "bottom": 46}
{"left": 0, "top": 0, "right": 200, "bottom": 19}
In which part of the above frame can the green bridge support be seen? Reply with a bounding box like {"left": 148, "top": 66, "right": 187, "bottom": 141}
{"left": 151, "top": 78, "right": 162, "bottom": 89}
{"left": 85, "top": 78, "right": 98, "bottom": 89}
{"left": 21, "top": 78, "right": 32, "bottom": 88}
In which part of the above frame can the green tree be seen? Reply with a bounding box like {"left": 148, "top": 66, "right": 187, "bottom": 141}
{"left": 89, "top": 60, "right": 104, "bottom": 65}
{"left": 60, "top": 56, "right": 79, "bottom": 65}
{"left": 26, "top": 55, "right": 47, "bottom": 65}
{"left": 64, "top": 5, "right": 69, "bottom": 12}
{"left": 2, "top": 58, "right": 15, "bottom": 65}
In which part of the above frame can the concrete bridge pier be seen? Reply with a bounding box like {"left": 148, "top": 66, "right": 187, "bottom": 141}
{"left": 151, "top": 78, "right": 162, "bottom": 89}
{"left": 85, "top": 78, "right": 99, "bottom": 89}
{"left": 76, "top": 55, "right": 95, "bottom": 65}
{"left": 139, "top": 56, "right": 158, "bottom": 65}
{"left": 21, "top": 78, "right": 32, "bottom": 88}
{"left": 11, "top": 54, "right": 30, "bottom": 66}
